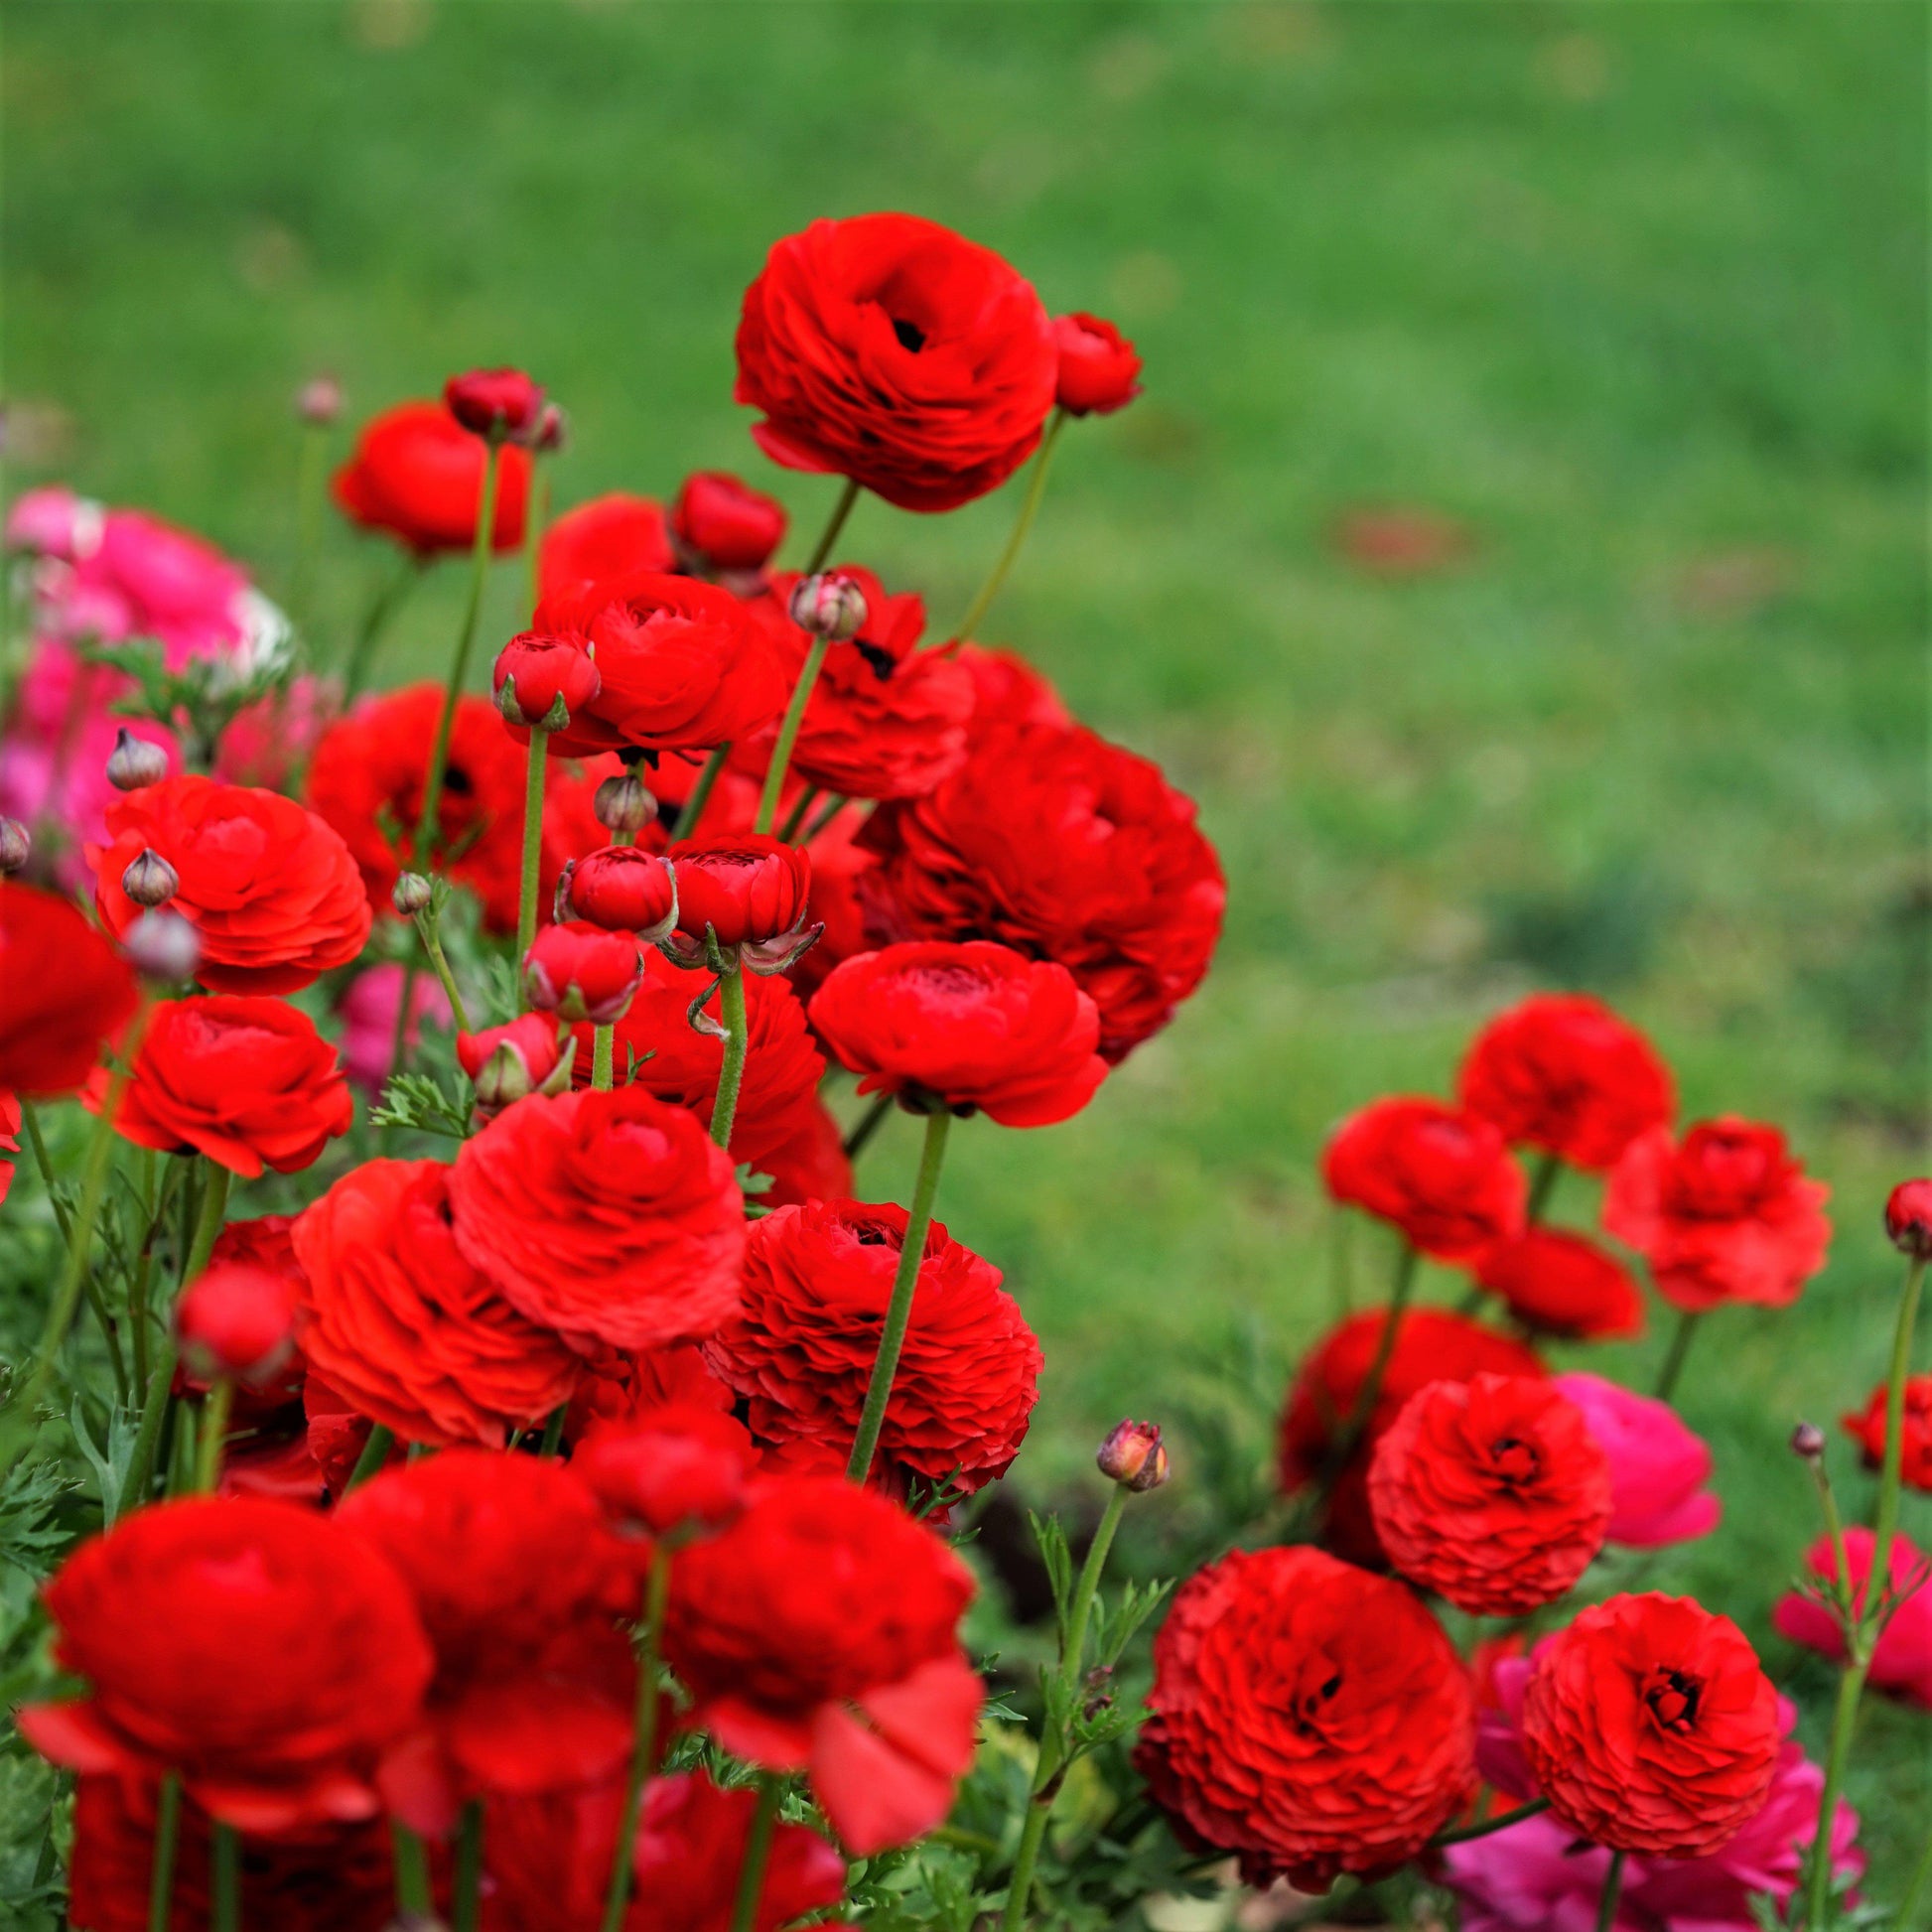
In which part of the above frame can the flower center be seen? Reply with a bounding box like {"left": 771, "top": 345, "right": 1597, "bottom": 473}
{"left": 891, "top": 316, "right": 927, "bottom": 353}
{"left": 1293, "top": 1668, "right": 1345, "bottom": 1734}
{"left": 1489, "top": 1436, "right": 1540, "bottom": 1485}
{"left": 1642, "top": 1667, "right": 1702, "bottom": 1731}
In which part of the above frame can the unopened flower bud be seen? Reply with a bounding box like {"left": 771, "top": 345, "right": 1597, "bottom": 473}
{"left": 1883, "top": 1178, "right": 1932, "bottom": 1262}
{"left": 0, "top": 816, "right": 28, "bottom": 876}
{"left": 105, "top": 727, "right": 168, "bottom": 792}
{"left": 456, "top": 1015, "right": 573, "bottom": 1120}
{"left": 787, "top": 571, "right": 868, "bottom": 642}
{"left": 1097, "top": 1418, "right": 1170, "bottom": 1492}
{"left": 670, "top": 471, "right": 787, "bottom": 574}
{"left": 535, "top": 402, "right": 569, "bottom": 454}
{"left": 296, "top": 374, "right": 343, "bottom": 427}
{"left": 444, "top": 367, "right": 546, "bottom": 446}
{"left": 493, "top": 631, "right": 599, "bottom": 732}
{"left": 1790, "top": 1422, "right": 1827, "bottom": 1461}
{"left": 594, "top": 772, "right": 655, "bottom": 836}
{"left": 523, "top": 920, "right": 645, "bottom": 1026}
{"left": 123, "top": 909, "right": 201, "bottom": 983}
{"left": 392, "top": 872, "right": 434, "bottom": 917}
{"left": 177, "top": 1261, "right": 299, "bottom": 1389}
{"left": 562, "top": 848, "right": 678, "bottom": 941}
{"left": 120, "top": 848, "right": 179, "bottom": 909}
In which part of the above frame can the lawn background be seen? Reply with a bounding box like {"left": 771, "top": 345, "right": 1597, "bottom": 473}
{"left": 6, "top": 0, "right": 1929, "bottom": 1897}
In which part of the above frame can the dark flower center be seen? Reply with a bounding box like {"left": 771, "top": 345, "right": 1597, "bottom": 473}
{"left": 1642, "top": 1668, "right": 1702, "bottom": 1731}
{"left": 1490, "top": 1436, "right": 1540, "bottom": 1485}
{"left": 891, "top": 316, "right": 927, "bottom": 353}
{"left": 444, "top": 763, "right": 474, "bottom": 798}
{"left": 852, "top": 1222, "right": 897, "bottom": 1248}
{"left": 1292, "top": 1668, "right": 1345, "bottom": 1734}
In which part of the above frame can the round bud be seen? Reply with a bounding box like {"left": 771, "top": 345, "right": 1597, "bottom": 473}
{"left": 1096, "top": 1418, "right": 1171, "bottom": 1492}
{"left": 787, "top": 571, "right": 868, "bottom": 642}
{"left": 1883, "top": 1178, "right": 1932, "bottom": 1262}
{"left": 594, "top": 772, "right": 655, "bottom": 836}
{"left": 0, "top": 816, "right": 29, "bottom": 876}
{"left": 105, "top": 727, "right": 169, "bottom": 793}
{"left": 120, "top": 848, "right": 179, "bottom": 909}
{"left": 123, "top": 910, "right": 201, "bottom": 983}
{"left": 535, "top": 401, "right": 569, "bottom": 454}
{"left": 296, "top": 375, "right": 343, "bottom": 427}
{"left": 392, "top": 872, "right": 434, "bottom": 917}
{"left": 177, "top": 1261, "right": 299, "bottom": 1389}
{"left": 1790, "top": 1421, "right": 1826, "bottom": 1461}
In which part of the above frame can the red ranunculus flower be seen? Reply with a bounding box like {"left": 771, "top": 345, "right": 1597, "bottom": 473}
{"left": 1323, "top": 1096, "right": 1527, "bottom": 1262}
{"left": 20, "top": 1497, "right": 432, "bottom": 1831}
{"left": 292, "top": 1159, "right": 583, "bottom": 1449}
{"left": 0, "top": 1090, "right": 18, "bottom": 1206}
{"left": 704, "top": 1199, "right": 1041, "bottom": 1492}
{"left": 194, "top": 1215, "right": 309, "bottom": 1418}
{"left": 860, "top": 721, "right": 1224, "bottom": 1060}
{"left": 558, "top": 847, "right": 678, "bottom": 938}
{"left": 334, "top": 399, "right": 530, "bottom": 554}
{"left": 671, "top": 471, "right": 788, "bottom": 575}
{"left": 750, "top": 1094, "right": 855, "bottom": 1208}
{"left": 90, "top": 774, "right": 370, "bottom": 995}
{"left": 952, "top": 640, "right": 1071, "bottom": 728}
{"left": 456, "top": 1014, "right": 573, "bottom": 1120}
{"left": 537, "top": 492, "right": 675, "bottom": 603}
{"left": 494, "top": 630, "right": 603, "bottom": 732}
{"left": 663, "top": 1473, "right": 982, "bottom": 1854}
{"left": 669, "top": 832, "right": 810, "bottom": 950}
{"left": 176, "top": 1257, "right": 300, "bottom": 1390}
{"left": 68, "top": 1776, "right": 396, "bottom": 1932}
{"left": 1279, "top": 1308, "right": 1547, "bottom": 1568}
{"left": 85, "top": 995, "right": 350, "bottom": 1177}
{"left": 1052, "top": 312, "right": 1142, "bottom": 416}
{"left": 529, "top": 571, "right": 782, "bottom": 757}
{"left": 1368, "top": 1373, "right": 1612, "bottom": 1615}
{"left": 1604, "top": 1117, "right": 1832, "bottom": 1311}
{"left": 523, "top": 920, "right": 645, "bottom": 1024}
{"left": 1842, "top": 1375, "right": 1932, "bottom": 1491}
{"left": 1135, "top": 1545, "right": 1474, "bottom": 1889}
{"left": 564, "top": 1339, "right": 736, "bottom": 1447}
{"left": 576, "top": 1403, "right": 759, "bottom": 1540}
{"left": 1521, "top": 1592, "right": 1780, "bottom": 1856}
{"left": 1458, "top": 993, "right": 1675, "bottom": 1173}
{"left": 735, "top": 212, "right": 1056, "bottom": 512}
{"left": 810, "top": 940, "right": 1105, "bottom": 1127}
{"left": 0, "top": 883, "right": 140, "bottom": 1097}
{"left": 448, "top": 1086, "right": 745, "bottom": 1353}
{"left": 337, "top": 1449, "right": 635, "bottom": 1835}
{"left": 1885, "top": 1177, "right": 1932, "bottom": 1259}
{"left": 1470, "top": 1227, "right": 1645, "bottom": 1339}
{"left": 444, "top": 366, "right": 545, "bottom": 444}
{"left": 1773, "top": 1528, "right": 1932, "bottom": 1711}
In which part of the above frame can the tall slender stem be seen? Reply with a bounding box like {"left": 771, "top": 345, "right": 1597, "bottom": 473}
{"left": 195, "top": 1380, "right": 234, "bottom": 1494}
{"left": 847, "top": 1109, "right": 952, "bottom": 1481}
{"left": 1653, "top": 1308, "right": 1701, "bottom": 1403}
{"left": 184, "top": 1164, "right": 231, "bottom": 1286}
{"left": 754, "top": 634, "right": 830, "bottom": 835}
{"left": 345, "top": 1423, "right": 395, "bottom": 1492}
{"left": 385, "top": 954, "right": 424, "bottom": 1089}
{"left": 539, "top": 1404, "right": 568, "bottom": 1456}
{"left": 147, "top": 1773, "right": 182, "bottom": 1932}
{"left": 453, "top": 1800, "right": 484, "bottom": 1932}
{"left": 119, "top": 1338, "right": 179, "bottom": 1519}
{"left": 390, "top": 1821, "right": 434, "bottom": 1919}
{"left": 1428, "top": 1798, "right": 1552, "bottom": 1848}
{"left": 726, "top": 1774, "right": 782, "bottom": 1932}
{"left": 600, "top": 1547, "right": 672, "bottom": 1932}
{"left": 777, "top": 784, "right": 821, "bottom": 845}
{"left": 414, "top": 914, "right": 472, "bottom": 1034}
{"left": 525, "top": 456, "right": 552, "bottom": 615}
{"left": 670, "top": 744, "right": 731, "bottom": 841}
{"left": 801, "top": 476, "right": 860, "bottom": 576}
{"left": 592, "top": 1025, "right": 616, "bottom": 1092}
{"left": 955, "top": 408, "right": 1065, "bottom": 642}
{"left": 414, "top": 444, "right": 502, "bottom": 869}
{"left": 1895, "top": 1817, "right": 1932, "bottom": 1929}
{"left": 1593, "top": 1848, "right": 1626, "bottom": 1932}
{"left": 1003, "top": 1803, "right": 1050, "bottom": 1932}
{"left": 1526, "top": 1149, "right": 1562, "bottom": 1223}
{"left": 708, "top": 964, "right": 749, "bottom": 1151}
{"left": 209, "top": 1820, "right": 241, "bottom": 1932}
{"left": 1865, "top": 1257, "right": 1924, "bottom": 1629}
{"left": 516, "top": 727, "right": 549, "bottom": 988}
{"left": 1317, "top": 1240, "right": 1418, "bottom": 1496}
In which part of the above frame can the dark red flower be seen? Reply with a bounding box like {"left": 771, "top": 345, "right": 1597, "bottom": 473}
{"left": 810, "top": 940, "right": 1105, "bottom": 1128}
{"left": 85, "top": 995, "right": 350, "bottom": 1177}
{"left": 1884, "top": 1177, "right": 1932, "bottom": 1260}
{"left": 1322, "top": 1096, "right": 1527, "bottom": 1261}
{"left": 89, "top": 774, "right": 370, "bottom": 995}
{"left": 177, "top": 1258, "right": 300, "bottom": 1390}
{"left": 20, "top": 1497, "right": 432, "bottom": 1831}
{"left": 443, "top": 367, "right": 545, "bottom": 444}
{"left": 1604, "top": 1118, "right": 1831, "bottom": 1311}
{"left": 1841, "top": 1375, "right": 1932, "bottom": 1491}
{"left": 1470, "top": 1227, "right": 1646, "bottom": 1339}
{"left": 669, "top": 832, "right": 811, "bottom": 951}
{"left": 671, "top": 471, "right": 788, "bottom": 574}
{"left": 0, "top": 883, "right": 140, "bottom": 1097}
{"left": 1368, "top": 1373, "right": 1612, "bottom": 1615}
{"left": 1135, "top": 1545, "right": 1475, "bottom": 1889}
{"left": 292, "top": 1158, "right": 583, "bottom": 1449}
{"left": 1052, "top": 312, "right": 1142, "bottom": 416}
{"left": 1522, "top": 1592, "right": 1780, "bottom": 1855}
{"left": 448, "top": 1086, "right": 745, "bottom": 1353}
{"left": 537, "top": 492, "right": 674, "bottom": 602}
{"left": 494, "top": 630, "right": 603, "bottom": 732}
{"left": 524, "top": 920, "right": 646, "bottom": 1024}
{"left": 860, "top": 721, "right": 1224, "bottom": 1061}
{"left": 575, "top": 1403, "right": 759, "bottom": 1539}
{"left": 456, "top": 1014, "right": 573, "bottom": 1119}
{"left": 334, "top": 399, "right": 530, "bottom": 554}
{"left": 1458, "top": 994, "right": 1675, "bottom": 1173}
{"left": 735, "top": 212, "right": 1056, "bottom": 512}
{"left": 1278, "top": 1308, "right": 1547, "bottom": 1568}
{"left": 704, "top": 1198, "right": 1040, "bottom": 1491}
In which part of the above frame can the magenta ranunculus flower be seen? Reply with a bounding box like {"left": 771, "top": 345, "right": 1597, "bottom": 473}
{"left": 336, "top": 964, "right": 454, "bottom": 1098}
{"left": 1553, "top": 1372, "right": 1721, "bottom": 1549}
{"left": 1773, "top": 1528, "right": 1932, "bottom": 1712}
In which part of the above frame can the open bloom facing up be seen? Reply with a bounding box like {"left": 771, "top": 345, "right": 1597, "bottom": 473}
{"left": 334, "top": 399, "right": 530, "bottom": 553}
{"left": 1772, "top": 1528, "right": 1932, "bottom": 1710}
{"left": 1322, "top": 1096, "right": 1527, "bottom": 1262}
{"left": 1553, "top": 1372, "right": 1722, "bottom": 1548}
{"left": 0, "top": 882, "right": 140, "bottom": 1097}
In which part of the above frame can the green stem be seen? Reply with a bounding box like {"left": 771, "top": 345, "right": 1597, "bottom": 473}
{"left": 1056, "top": 1484, "right": 1126, "bottom": 1717}
{"left": 414, "top": 913, "right": 472, "bottom": 1034}
{"left": 801, "top": 475, "right": 860, "bottom": 576}
{"left": 1526, "top": 1149, "right": 1562, "bottom": 1223}
{"left": 1653, "top": 1308, "right": 1701, "bottom": 1403}
{"left": 385, "top": 952, "right": 423, "bottom": 1089}
{"left": 414, "top": 444, "right": 502, "bottom": 869}
{"left": 600, "top": 1547, "right": 672, "bottom": 1932}
{"left": 147, "top": 1773, "right": 182, "bottom": 1932}
{"left": 539, "top": 1404, "right": 568, "bottom": 1457}
{"left": 754, "top": 633, "right": 830, "bottom": 835}
{"left": 726, "top": 1774, "right": 782, "bottom": 1932}
{"left": 345, "top": 1423, "right": 395, "bottom": 1492}
{"left": 1002, "top": 1803, "right": 1051, "bottom": 1932}
{"left": 592, "top": 1025, "right": 616, "bottom": 1092}
{"left": 1895, "top": 1817, "right": 1932, "bottom": 1929}
{"left": 453, "top": 1800, "right": 484, "bottom": 1932}
{"left": 1806, "top": 1663, "right": 1865, "bottom": 1927}
{"left": 184, "top": 1164, "right": 232, "bottom": 1285}
{"left": 525, "top": 455, "right": 552, "bottom": 615}
{"left": 776, "top": 783, "right": 821, "bottom": 845}
{"left": 708, "top": 963, "right": 749, "bottom": 1151}
{"left": 1594, "top": 1849, "right": 1626, "bottom": 1932}
{"left": 516, "top": 726, "right": 549, "bottom": 988}
{"left": 1864, "top": 1257, "right": 1924, "bottom": 1636}
{"left": 83, "top": 1264, "right": 130, "bottom": 1405}
{"left": 390, "top": 1821, "right": 434, "bottom": 1919}
{"left": 209, "top": 1820, "right": 241, "bottom": 1932}
{"left": 1429, "top": 1798, "right": 1552, "bottom": 1847}
{"left": 166, "top": 1400, "right": 199, "bottom": 1499}
{"left": 669, "top": 743, "right": 731, "bottom": 842}
{"left": 1318, "top": 1240, "right": 1418, "bottom": 1494}
{"left": 129, "top": 1149, "right": 159, "bottom": 1394}
{"left": 343, "top": 548, "right": 420, "bottom": 700}
{"left": 955, "top": 407, "right": 1065, "bottom": 642}
{"left": 846, "top": 1109, "right": 953, "bottom": 1481}
{"left": 799, "top": 790, "right": 849, "bottom": 845}
{"left": 118, "top": 1338, "right": 179, "bottom": 1519}
{"left": 843, "top": 1090, "right": 894, "bottom": 1163}
{"left": 195, "top": 1379, "right": 234, "bottom": 1494}
{"left": 17, "top": 1100, "right": 70, "bottom": 1242}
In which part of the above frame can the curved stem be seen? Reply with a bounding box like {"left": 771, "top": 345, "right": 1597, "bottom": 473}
{"left": 801, "top": 476, "right": 860, "bottom": 576}
{"left": 846, "top": 1109, "right": 952, "bottom": 1481}
{"left": 515, "top": 726, "right": 549, "bottom": 988}
{"left": 600, "top": 1547, "right": 672, "bottom": 1932}
{"left": 1594, "top": 1848, "right": 1626, "bottom": 1932}
{"left": 727, "top": 1774, "right": 782, "bottom": 1932}
{"left": 955, "top": 408, "right": 1065, "bottom": 642}
{"left": 708, "top": 963, "right": 749, "bottom": 1151}
{"left": 799, "top": 789, "right": 849, "bottom": 846}
{"left": 670, "top": 743, "right": 731, "bottom": 842}
{"left": 776, "top": 783, "right": 821, "bottom": 845}
{"left": 754, "top": 634, "right": 830, "bottom": 835}
{"left": 414, "top": 914, "right": 472, "bottom": 1035}
{"left": 1653, "top": 1308, "right": 1701, "bottom": 1403}
{"left": 209, "top": 1820, "right": 241, "bottom": 1932}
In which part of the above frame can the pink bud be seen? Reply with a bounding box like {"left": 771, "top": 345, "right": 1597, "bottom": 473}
{"left": 1097, "top": 1419, "right": 1170, "bottom": 1491}
{"left": 787, "top": 571, "right": 868, "bottom": 642}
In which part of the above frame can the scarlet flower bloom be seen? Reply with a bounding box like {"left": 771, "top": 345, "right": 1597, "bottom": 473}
{"left": 671, "top": 471, "right": 788, "bottom": 574}
{"left": 337, "top": 1450, "right": 634, "bottom": 1834}
{"left": 859, "top": 721, "right": 1225, "bottom": 1060}
{"left": 1553, "top": 1372, "right": 1722, "bottom": 1548}
{"left": 1458, "top": 993, "right": 1675, "bottom": 1172}
{"left": 89, "top": 774, "right": 370, "bottom": 995}
{"left": 952, "top": 640, "right": 1071, "bottom": 728}
{"left": 1842, "top": 1375, "right": 1932, "bottom": 1491}
{"left": 0, "top": 1090, "right": 18, "bottom": 1207}
{"left": 448, "top": 1086, "right": 745, "bottom": 1353}
{"left": 1368, "top": 1374, "right": 1612, "bottom": 1615}
{"left": 1522, "top": 1592, "right": 1780, "bottom": 1856}
{"left": 1279, "top": 1308, "right": 1546, "bottom": 1568}
{"left": 1470, "top": 1227, "right": 1645, "bottom": 1339}
{"left": 176, "top": 1259, "right": 300, "bottom": 1390}
{"left": 565, "top": 1338, "right": 737, "bottom": 1446}
{"left": 1322, "top": 1096, "right": 1527, "bottom": 1262}
{"left": 333, "top": 399, "right": 530, "bottom": 554}
{"left": 0, "top": 883, "right": 140, "bottom": 1096}
{"left": 704, "top": 1199, "right": 1041, "bottom": 1492}
{"left": 529, "top": 571, "right": 783, "bottom": 757}
{"left": 558, "top": 847, "right": 678, "bottom": 940}
{"left": 523, "top": 919, "right": 645, "bottom": 1024}
{"left": 736, "top": 212, "right": 1056, "bottom": 512}
{"left": 810, "top": 940, "right": 1106, "bottom": 1128}
{"left": 292, "top": 1159, "right": 583, "bottom": 1449}
{"left": 197, "top": 1215, "right": 309, "bottom": 1414}
{"left": 494, "top": 630, "right": 603, "bottom": 732}
{"left": 1773, "top": 1528, "right": 1932, "bottom": 1710}
{"left": 1052, "top": 312, "right": 1143, "bottom": 416}
{"left": 575, "top": 1403, "right": 759, "bottom": 1540}
{"left": 1136, "top": 1545, "right": 1474, "bottom": 1888}
{"left": 536, "top": 491, "right": 674, "bottom": 602}
{"left": 1605, "top": 1117, "right": 1831, "bottom": 1311}
{"left": 85, "top": 995, "right": 350, "bottom": 1177}
{"left": 455, "top": 1013, "right": 573, "bottom": 1120}
{"left": 443, "top": 366, "right": 545, "bottom": 444}
{"left": 20, "top": 1497, "right": 432, "bottom": 1831}
{"left": 664, "top": 1473, "right": 983, "bottom": 1855}
{"left": 668, "top": 832, "right": 812, "bottom": 954}
{"left": 749, "top": 1094, "right": 855, "bottom": 1210}
{"left": 1884, "top": 1177, "right": 1932, "bottom": 1259}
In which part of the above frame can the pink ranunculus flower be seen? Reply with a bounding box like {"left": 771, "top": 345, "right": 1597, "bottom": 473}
{"left": 1554, "top": 1371, "right": 1721, "bottom": 1548}
{"left": 1773, "top": 1527, "right": 1932, "bottom": 1711}
{"left": 336, "top": 962, "right": 454, "bottom": 1098}
{"left": 214, "top": 675, "right": 341, "bottom": 791}
{"left": 5, "top": 484, "right": 103, "bottom": 560}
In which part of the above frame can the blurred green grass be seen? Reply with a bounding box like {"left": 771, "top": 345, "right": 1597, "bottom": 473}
{"left": 6, "top": 0, "right": 1929, "bottom": 1889}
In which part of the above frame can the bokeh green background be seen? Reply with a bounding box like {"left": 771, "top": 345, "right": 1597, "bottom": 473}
{"left": 7, "top": 0, "right": 1928, "bottom": 1893}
